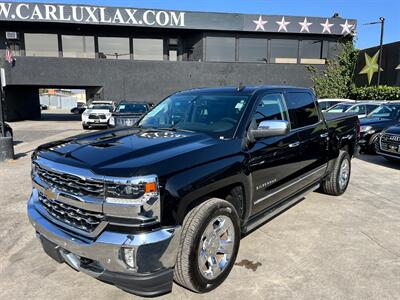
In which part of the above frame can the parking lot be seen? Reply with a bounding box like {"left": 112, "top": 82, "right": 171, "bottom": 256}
{"left": 1, "top": 111, "right": 399, "bottom": 300}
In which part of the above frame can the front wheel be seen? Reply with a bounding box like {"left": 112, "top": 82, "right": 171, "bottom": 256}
{"left": 174, "top": 198, "right": 240, "bottom": 293}
{"left": 321, "top": 150, "right": 351, "bottom": 196}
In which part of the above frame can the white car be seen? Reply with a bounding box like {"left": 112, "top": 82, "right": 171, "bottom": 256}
{"left": 326, "top": 102, "right": 382, "bottom": 118}
{"left": 318, "top": 99, "right": 355, "bottom": 112}
{"left": 81, "top": 101, "right": 114, "bottom": 129}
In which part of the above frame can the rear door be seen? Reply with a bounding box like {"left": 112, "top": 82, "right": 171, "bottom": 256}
{"left": 284, "top": 91, "right": 329, "bottom": 187}
{"left": 248, "top": 92, "right": 303, "bottom": 215}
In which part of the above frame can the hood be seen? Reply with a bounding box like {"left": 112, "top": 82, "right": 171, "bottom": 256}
{"left": 360, "top": 117, "right": 397, "bottom": 128}
{"left": 384, "top": 124, "right": 400, "bottom": 135}
{"left": 85, "top": 109, "right": 111, "bottom": 114}
{"left": 35, "top": 128, "right": 242, "bottom": 178}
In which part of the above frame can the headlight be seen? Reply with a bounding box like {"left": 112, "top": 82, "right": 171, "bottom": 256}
{"left": 82, "top": 110, "right": 89, "bottom": 116}
{"left": 109, "top": 116, "right": 115, "bottom": 125}
{"left": 104, "top": 175, "right": 160, "bottom": 223}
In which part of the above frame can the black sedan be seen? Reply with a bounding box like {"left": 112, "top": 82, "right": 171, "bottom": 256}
{"left": 109, "top": 102, "right": 150, "bottom": 128}
{"left": 359, "top": 102, "right": 400, "bottom": 153}
{"left": 375, "top": 124, "right": 400, "bottom": 162}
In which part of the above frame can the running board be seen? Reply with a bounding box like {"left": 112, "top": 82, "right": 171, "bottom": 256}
{"left": 242, "top": 183, "right": 320, "bottom": 235}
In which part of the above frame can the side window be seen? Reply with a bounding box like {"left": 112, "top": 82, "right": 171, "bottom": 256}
{"left": 285, "top": 92, "right": 319, "bottom": 129}
{"left": 254, "top": 93, "right": 289, "bottom": 126}
{"left": 319, "top": 102, "right": 327, "bottom": 110}
{"left": 348, "top": 105, "right": 366, "bottom": 114}
{"left": 367, "top": 104, "right": 377, "bottom": 114}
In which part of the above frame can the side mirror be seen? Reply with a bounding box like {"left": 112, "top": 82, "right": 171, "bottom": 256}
{"left": 249, "top": 120, "right": 289, "bottom": 140}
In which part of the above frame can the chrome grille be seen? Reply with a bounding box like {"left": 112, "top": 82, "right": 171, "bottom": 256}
{"left": 380, "top": 134, "right": 400, "bottom": 153}
{"left": 38, "top": 192, "right": 104, "bottom": 232}
{"left": 35, "top": 164, "right": 104, "bottom": 197}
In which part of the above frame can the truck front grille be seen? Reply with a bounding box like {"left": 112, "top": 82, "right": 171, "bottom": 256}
{"left": 380, "top": 134, "right": 400, "bottom": 153}
{"left": 89, "top": 114, "right": 106, "bottom": 119}
{"left": 36, "top": 164, "right": 104, "bottom": 197}
{"left": 38, "top": 192, "right": 104, "bottom": 232}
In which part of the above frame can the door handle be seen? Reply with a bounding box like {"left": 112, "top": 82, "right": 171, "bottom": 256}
{"left": 289, "top": 141, "right": 300, "bottom": 148}
{"left": 320, "top": 132, "right": 329, "bottom": 138}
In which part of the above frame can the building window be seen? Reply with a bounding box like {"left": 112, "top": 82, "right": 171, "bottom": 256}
{"left": 270, "top": 39, "right": 298, "bottom": 64}
{"left": 62, "top": 35, "right": 95, "bottom": 58}
{"left": 98, "top": 37, "right": 130, "bottom": 60}
{"left": 205, "top": 36, "right": 235, "bottom": 62}
{"left": 238, "top": 38, "right": 268, "bottom": 63}
{"left": 24, "top": 33, "right": 59, "bottom": 57}
{"left": 133, "top": 38, "right": 164, "bottom": 61}
{"left": 300, "top": 40, "right": 326, "bottom": 64}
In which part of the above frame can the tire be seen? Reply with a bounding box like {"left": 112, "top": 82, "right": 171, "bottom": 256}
{"left": 82, "top": 124, "right": 90, "bottom": 130}
{"left": 321, "top": 150, "right": 351, "bottom": 196}
{"left": 5, "top": 130, "right": 12, "bottom": 138}
{"left": 366, "top": 133, "right": 379, "bottom": 154}
{"left": 174, "top": 198, "right": 240, "bottom": 293}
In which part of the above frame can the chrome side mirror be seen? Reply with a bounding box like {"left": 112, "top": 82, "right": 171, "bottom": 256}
{"left": 250, "top": 120, "right": 289, "bottom": 140}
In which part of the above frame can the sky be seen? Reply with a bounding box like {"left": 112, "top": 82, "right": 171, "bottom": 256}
{"left": 5, "top": 0, "right": 400, "bottom": 49}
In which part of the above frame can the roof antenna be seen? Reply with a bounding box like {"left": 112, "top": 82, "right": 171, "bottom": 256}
{"left": 237, "top": 82, "right": 245, "bottom": 91}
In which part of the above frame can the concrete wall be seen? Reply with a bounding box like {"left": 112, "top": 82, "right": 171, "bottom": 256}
{"left": 4, "top": 56, "right": 324, "bottom": 105}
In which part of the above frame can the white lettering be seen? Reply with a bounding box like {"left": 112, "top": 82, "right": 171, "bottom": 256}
{"left": 15, "top": 3, "right": 29, "bottom": 20}
{"left": 85, "top": 6, "right": 98, "bottom": 22}
{"left": 58, "top": 5, "right": 71, "bottom": 21}
{"left": 0, "top": 2, "right": 11, "bottom": 18}
{"left": 31, "top": 5, "right": 44, "bottom": 20}
{"left": 170, "top": 11, "right": 185, "bottom": 27}
{"left": 99, "top": 7, "right": 111, "bottom": 23}
{"left": 156, "top": 11, "right": 169, "bottom": 26}
{"left": 44, "top": 4, "right": 57, "bottom": 20}
{"left": 143, "top": 10, "right": 155, "bottom": 25}
{"left": 124, "top": 9, "right": 138, "bottom": 24}
{"left": 112, "top": 9, "right": 125, "bottom": 24}
{"left": 71, "top": 6, "right": 84, "bottom": 22}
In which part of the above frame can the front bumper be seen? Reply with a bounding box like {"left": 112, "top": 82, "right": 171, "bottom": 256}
{"left": 27, "top": 194, "right": 181, "bottom": 296}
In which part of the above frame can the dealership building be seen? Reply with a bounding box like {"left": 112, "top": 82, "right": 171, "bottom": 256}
{"left": 0, "top": 2, "right": 356, "bottom": 121}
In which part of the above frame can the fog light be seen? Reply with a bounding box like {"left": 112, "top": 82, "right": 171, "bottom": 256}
{"left": 122, "top": 247, "right": 136, "bottom": 269}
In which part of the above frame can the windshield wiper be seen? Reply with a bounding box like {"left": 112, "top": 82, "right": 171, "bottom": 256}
{"left": 156, "top": 127, "right": 194, "bottom": 133}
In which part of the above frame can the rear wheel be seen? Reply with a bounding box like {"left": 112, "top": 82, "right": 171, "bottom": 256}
{"left": 174, "top": 198, "right": 240, "bottom": 293}
{"left": 366, "top": 133, "right": 379, "bottom": 154}
{"left": 321, "top": 150, "right": 351, "bottom": 196}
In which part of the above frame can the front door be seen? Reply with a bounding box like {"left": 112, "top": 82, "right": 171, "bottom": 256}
{"left": 247, "top": 92, "right": 303, "bottom": 216}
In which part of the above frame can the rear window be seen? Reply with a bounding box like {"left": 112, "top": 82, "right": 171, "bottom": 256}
{"left": 327, "top": 104, "right": 353, "bottom": 113}
{"left": 285, "top": 92, "right": 319, "bottom": 128}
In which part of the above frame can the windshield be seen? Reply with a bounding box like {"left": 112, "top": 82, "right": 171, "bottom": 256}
{"left": 368, "top": 104, "right": 400, "bottom": 119}
{"left": 115, "top": 103, "right": 148, "bottom": 114}
{"left": 138, "top": 93, "right": 250, "bottom": 138}
{"left": 89, "top": 104, "right": 113, "bottom": 110}
{"left": 327, "top": 103, "right": 353, "bottom": 113}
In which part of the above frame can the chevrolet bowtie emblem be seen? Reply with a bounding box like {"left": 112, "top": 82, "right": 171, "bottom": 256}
{"left": 44, "top": 188, "right": 58, "bottom": 200}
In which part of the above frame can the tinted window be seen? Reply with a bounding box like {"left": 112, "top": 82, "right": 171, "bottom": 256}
{"left": 206, "top": 37, "right": 235, "bottom": 62}
{"left": 319, "top": 102, "right": 328, "bottom": 110}
{"left": 238, "top": 38, "right": 267, "bottom": 62}
{"left": 98, "top": 37, "right": 130, "bottom": 60}
{"left": 115, "top": 103, "right": 148, "bottom": 113}
{"left": 369, "top": 105, "right": 400, "bottom": 119}
{"left": 138, "top": 94, "right": 249, "bottom": 138}
{"left": 300, "top": 40, "right": 325, "bottom": 64}
{"left": 24, "top": 33, "right": 58, "bottom": 57}
{"left": 62, "top": 35, "right": 95, "bottom": 58}
{"left": 327, "top": 103, "right": 353, "bottom": 113}
{"left": 270, "top": 39, "right": 298, "bottom": 64}
{"left": 285, "top": 92, "right": 319, "bottom": 128}
{"left": 254, "top": 93, "right": 289, "bottom": 126}
{"left": 347, "top": 104, "right": 366, "bottom": 114}
{"left": 133, "top": 38, "right": 163, "bottom": 61}
{"left": 366, "top": 104, "right": 379, "bottom": 114}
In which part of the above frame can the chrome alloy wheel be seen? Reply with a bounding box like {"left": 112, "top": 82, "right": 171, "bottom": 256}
{"left": 197, "top": 215, "right": 235, "bottom": 280}
{"left": 338, "top": 159, "right": 350, "bottom": 190}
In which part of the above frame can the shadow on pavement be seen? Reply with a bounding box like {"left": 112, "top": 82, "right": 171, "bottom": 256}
{"left": 356, "top": 153, "right": 400, "bottom": 170}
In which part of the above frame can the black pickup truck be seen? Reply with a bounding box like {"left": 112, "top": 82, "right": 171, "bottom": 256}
{"left": 27, "top": 86, "right": 359, "bottom": 296}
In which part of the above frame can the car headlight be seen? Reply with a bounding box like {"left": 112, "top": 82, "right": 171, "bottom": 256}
{"left": 104, "top": 175, "right": 160, "bottom": 223}
{"left": 109, "top": 116, "right": 115, "bottom": 125}
{"left": 82, "top": 110, "right": 89, "bottom": 116}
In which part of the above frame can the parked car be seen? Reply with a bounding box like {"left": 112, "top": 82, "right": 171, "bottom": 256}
{"left": 70, "top": 103, "right": 87, "bottom": 114}
{"left": 28, "top": 86, "right": 359, "bottom": 296}
{"left": 0, "top": 122, "right": 13, "bottom": 137}
{"left": 81, "top": 101, "right": 113, "bottom": 129}
{"left": 326, "top": 102, "right": 381, "bottom": 118}
{"left": 109, "top": 101, "right": 150, "bottom": 128}
{"left": 359, "top": 102, "right": 400, "bottom": 153}
{"left": 318, "top": 98, "right": 355, "bottom": 112}
{"left": 375, "top": 124, "right": 400, "bottom": 162}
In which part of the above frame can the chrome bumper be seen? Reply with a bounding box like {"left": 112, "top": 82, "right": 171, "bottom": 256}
{"left": 27, "top": 192, "right": 181, "bottom": 295}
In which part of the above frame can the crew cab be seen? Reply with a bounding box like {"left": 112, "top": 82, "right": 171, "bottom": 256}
{"left": 81, "top": 101, "right": 114, "bottom": 129}
{"left": 27, "top": 86, "right": 359, "bottom": 297}
{"left": 109, "top": 101, "right": 150, "bottom": 128}
{"left": 375, "top": 124, "right": 400, "bottom": 161}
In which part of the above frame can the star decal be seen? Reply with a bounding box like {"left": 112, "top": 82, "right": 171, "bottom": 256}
{"left": 320, "top": 19, "right": 334, "bottom": 34}
{"left": 340, "top": 20, "right": 354, "bottom": 35}
{"left": 299, "top": 17, "right": 312, "bottom": 33}
{"left": 396, "top": 64, "right": 400, "bottom": 70}
{"left": 276, "top": 16, "right": 290, "bottom": 32}
{"left": 359, "top": 50, "right": 383, "bottom": 84}
{"left": 253, "top": 16, "right": 268, "bottom": 31}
